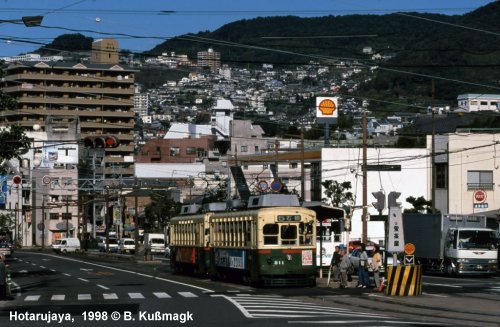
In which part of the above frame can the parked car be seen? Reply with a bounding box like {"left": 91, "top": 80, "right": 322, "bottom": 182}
{"left": 98, "top": 237, "right": 119, "bottom": 252}
{"left": 0, "top": 242, "right": 12, "bottom": 258}
{"left": 118, "top": 238, "right": 135, "bottom": 254}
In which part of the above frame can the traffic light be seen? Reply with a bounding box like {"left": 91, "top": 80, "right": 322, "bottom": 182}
{"left": 372, "top": 191, "right": 386, "bottom": 212}
{"left": 83, "top": 136, "right": 119, "bottom": 148}
{"left": 388, "top": 191, "right": 401, "bottom": 208}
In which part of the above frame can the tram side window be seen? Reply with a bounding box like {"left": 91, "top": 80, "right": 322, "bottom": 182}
{"left": 263, "top": 224, "right": 279, "bottom": 245}
{"left": 299, "top": 222, "right": 314, "bottom": 245}
{"left": 281, "top": 225, "right": 297, "bottom": 245}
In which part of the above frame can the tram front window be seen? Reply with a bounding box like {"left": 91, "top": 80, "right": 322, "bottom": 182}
{"left": 281, "top": 225, "right": 297, "bottom": 245}
{"left": 299, "top": 222, "right": 314, "bottom": 245}
{"left": 263, "top": 223, "right": 279, "bottom": 245}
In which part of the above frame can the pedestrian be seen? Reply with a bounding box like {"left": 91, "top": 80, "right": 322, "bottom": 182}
{"left": 0, "top": 254, "right": 7, "bottom": 300}
{"left": 371, "top": 246, "right": 382, "bottom": 290}
{"left": 329, "top": 246, "right": 341, "bottom": 282}
{"left": 357, "top": 243, "right": 370, "bottom": 288}
{"left": 339, "top": 249, "right": 352, "bottom": 288}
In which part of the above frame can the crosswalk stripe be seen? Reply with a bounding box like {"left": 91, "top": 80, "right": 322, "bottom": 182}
{"left": 78, "top": 294, "right": 92, "bottom": 300}
{"left": 179, "top": 292, "right": 197, "bottom": 298}
{"left": 128, "top": 293, "right": 145, "bottom": 299}
{"left": 51, "top": 295, "right": 65, "bottom": 301}
{"left": 25, "top": 295, "right": 40, "bottom": 301}
{"left": 103, "top": 293, "right": 118, "bottom": 300}
{"left": 153, "top": 292, "right": 171, "bottom": 298}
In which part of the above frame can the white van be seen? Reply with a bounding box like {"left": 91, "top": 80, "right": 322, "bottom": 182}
{"left": 52, "top": 238, "right": 80, "bottom": 254}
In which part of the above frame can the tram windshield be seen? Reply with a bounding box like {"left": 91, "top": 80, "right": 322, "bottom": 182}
{"left": 263, "top": 222, "right": 313, "bottom": 246}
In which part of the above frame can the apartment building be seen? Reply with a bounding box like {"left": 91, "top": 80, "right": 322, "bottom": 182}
{"left": 0, "top": 39, "right": 137, "bottom": 177}
{"left": 197, "top": 48, "right": 221, "bottom": 73}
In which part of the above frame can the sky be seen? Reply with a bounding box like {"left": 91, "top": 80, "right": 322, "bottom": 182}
{"left": 0, "top": 0, "right": 496, "bottom": 57}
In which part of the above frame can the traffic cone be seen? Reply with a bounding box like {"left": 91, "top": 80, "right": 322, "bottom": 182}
{"left": 377, "top": 277, "right": 385, "bottom": 292}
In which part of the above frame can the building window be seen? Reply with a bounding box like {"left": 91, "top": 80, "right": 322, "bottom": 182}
{"left": 62, "top": 195, "right": 72, "bottom": 202}
{"left": 62, "top": 213, "right": 72, "bottom": 220}
{"left": 255, "top": 146, "right": 259, "bottom": 153}
{"left": 243, "top": 165, "right": 248, "bottom": 170}
{"left": 289, "top": 162, "right": 298, "bottom": 169}
{"left": 241, "top": 145, "right": 248, "bottom": 153}
{"left": 480, "top": 101, "right": 488, "bottom": 106}
{"left": 186, "top": 147, "right": 196, "bottom": 155}
{"left": 263, "top": 163, "right": 268, "bottom": 169}
{"left": 170, "top": 147, "right": 180, "bottom": 156}
{"left": 50, "top": 213, "right": 59, "bottom": 220}
{"left": 467, "top": 170, "right": 494, "bottom": 190}
{"left": 436, "top": 163, "right": 448, "bottom": 189}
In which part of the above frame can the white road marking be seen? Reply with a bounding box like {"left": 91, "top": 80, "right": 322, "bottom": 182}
{"left": 97, "top": 284, "right": 109, "bottom": 290}
{"left": 78, "top": 278, "right": 89, "bottom": 282}
{"left": 34, "top": 253, "right": 214, "bottom": 292}
{"left": 40, "top": 266, "right": 46, "bottom": 269}
{"left": 424, "top": 283, "right": 462, "bottom": 288}
{"left": 50, "top": 269, "right": 56, "bottom": 272}
{"left": 31, "top": 263, "right": 37, "bottom": 266}
{"left": 103, "top": 293, "right": 118, "bottom": 300}
{"left": 179, "top": 292, "right": 197, "bottom": 298}
{"left": 153, "top": 292, "right": 171, "bottom": 298}
{"left": 51, "top": 294, "right": 65, "bottom": 301}
{"left": 63, "top": 273, "right": 71, "bottom": 277}
{"left": 78, "top": 294, "right": 91, "bottom": 300}
{"left": 24, "top": 295, "right": 40, "bottom": 301}
{"left": 128, "top": 292, "right": 145, "bottom": 299}
{"left": 422, "top": 292, "right": 448, "bottom": 297}
{"left": 19, "top": 270, "right": 28, "bottom": 273}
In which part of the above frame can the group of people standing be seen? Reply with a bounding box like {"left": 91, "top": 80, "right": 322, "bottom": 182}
{"left": 329, "top": 243, "right": 383, "bottom": 290}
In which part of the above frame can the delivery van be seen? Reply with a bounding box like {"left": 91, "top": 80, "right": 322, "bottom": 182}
{"left": 52, "top": 238, "right": 80, "bottom": 254}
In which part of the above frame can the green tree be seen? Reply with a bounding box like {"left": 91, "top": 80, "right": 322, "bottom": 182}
{"left": 144, "top": 191, "right": 181, "bottom": 232}
{"left": 404, "top": 196, "right": 434, "bottom": 213}
{"left": 321, "top": 180, "right": 354, "bottom": 207}
{"left": 0, "top": 126, "right": 31, "bottom": 175}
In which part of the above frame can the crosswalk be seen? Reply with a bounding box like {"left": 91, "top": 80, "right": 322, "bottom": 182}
{"left": 217, "top": 294, "right": 391, "bottom": 319}
{"left": 19, "top": 291, "right": 200, "bottom": 302}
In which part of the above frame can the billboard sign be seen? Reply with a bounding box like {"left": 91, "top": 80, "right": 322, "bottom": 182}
{"left": 316, "top": 96, "right": 338, "bottom": 124}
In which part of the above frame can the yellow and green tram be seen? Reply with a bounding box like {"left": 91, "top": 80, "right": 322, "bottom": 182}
{"left": 169, "top": 197, "right": 317, "bottom": 286}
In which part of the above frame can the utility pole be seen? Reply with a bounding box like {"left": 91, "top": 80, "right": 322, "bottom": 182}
{"left": 431, "top": 108, "right": 437, "bottom": 213}
{"left": 65, "top": 197, "right": 70, "bottom": 237}
{"left": 41, "top": 199, "right": 44, "bottom": 249}
{"left": 362, "top": 110, "right": 368, "bottom": 243}
{"left": 134, "top": 177, "right": 139, "bottom": 255}
{"left": 300, "top": 126, "right": 305, "bottom": 201}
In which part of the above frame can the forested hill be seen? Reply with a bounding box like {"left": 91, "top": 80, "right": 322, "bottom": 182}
{"left": 36, "top": 2, "right": 500, "bottom": 108}
{"left": 148, "top": 1, "right": 500, "bottom": 108}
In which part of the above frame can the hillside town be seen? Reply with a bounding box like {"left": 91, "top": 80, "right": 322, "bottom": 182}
{"left": 1, "top": 38, "right": 499, "bottom": 249}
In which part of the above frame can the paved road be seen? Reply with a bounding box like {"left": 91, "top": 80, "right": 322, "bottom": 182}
{"left": 1, "top": 251, "right": 499, "bottom": 326}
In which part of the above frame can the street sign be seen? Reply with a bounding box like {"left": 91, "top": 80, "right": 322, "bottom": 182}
{"left": 404, "top": 243, "right": 416, "bottom": 255}
{"left": 257, "top": 180, "right": 268, "bottom": 192}
{"left": 42, "top": 175, "right": 51, "bottom": 185}
{"left": 270, "top": 180, "right": 283, "bottom": 193}
{"left": 473, "top": 190, "right": 486, "bottom": 203}
{"left": 387, "top": 207, "right": 405, "bottom": 252}
{"left": 404, "top": 255, "right": 415, "bottom": 265}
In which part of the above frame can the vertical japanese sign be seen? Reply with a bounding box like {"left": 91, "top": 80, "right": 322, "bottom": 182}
{"left": 387, "top": 206, "right": 405, "bottom": 252}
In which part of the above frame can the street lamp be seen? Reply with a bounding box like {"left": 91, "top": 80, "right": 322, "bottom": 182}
{"left": 0, "top": 15, "right": 43, "bottom": 27}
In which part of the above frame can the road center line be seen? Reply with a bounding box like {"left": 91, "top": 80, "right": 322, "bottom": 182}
{"left": 35, "top": 252, "right": 214, "bottom": 292}
{"left": 97, "top": 284, "right": 109, "bottom": 290}
{"left": 78, "top": 278, "right": 89, "bottom": 282}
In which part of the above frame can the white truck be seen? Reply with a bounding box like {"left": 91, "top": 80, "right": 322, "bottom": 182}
{"left": 143, "top": 233, "right": 166, "bottom": 255}
{"left": 402, "top": 213, "right": 498, "bottom": 276}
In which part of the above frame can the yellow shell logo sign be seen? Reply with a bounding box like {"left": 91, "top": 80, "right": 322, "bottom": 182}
{"left": 319, "top": 99, "right": 337, "bottom": 115}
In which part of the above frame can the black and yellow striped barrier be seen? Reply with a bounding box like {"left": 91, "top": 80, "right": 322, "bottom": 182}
{"left": 385, "top": 265, "right": 423, "bottom": 296}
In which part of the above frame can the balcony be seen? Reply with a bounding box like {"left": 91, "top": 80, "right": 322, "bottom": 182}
{"left": 467, "top": 183, "right": 494, "bottom": 191}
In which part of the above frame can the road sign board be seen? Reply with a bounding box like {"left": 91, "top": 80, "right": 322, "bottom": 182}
{"left": 473, "top": 190, "right": 486, "bottom": 203}
{"left": 404, "top": 255, "right": 415, "bottom": 265}
{"left": 404, "top": 243, "right": 416, "bottom": 255}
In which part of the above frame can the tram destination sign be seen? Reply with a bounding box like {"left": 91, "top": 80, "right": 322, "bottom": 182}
{"left": 277, "top": 215, "right": 301, "bottom": 222}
